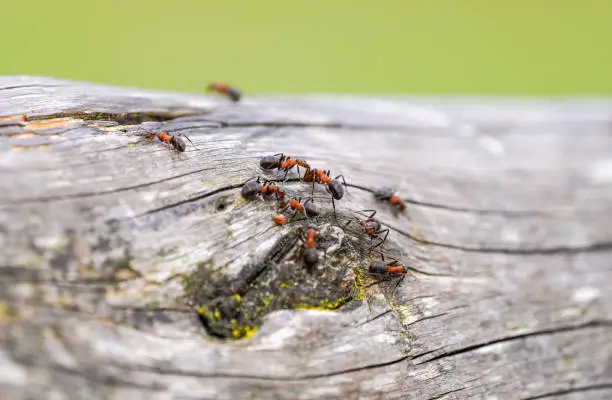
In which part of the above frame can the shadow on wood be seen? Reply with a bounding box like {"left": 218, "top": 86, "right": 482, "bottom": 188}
{"left": 1, "top": 76, "right": 611, "bottom": 399}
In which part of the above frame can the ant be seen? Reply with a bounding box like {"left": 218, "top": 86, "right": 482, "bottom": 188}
{"left": 240, "top": 177, "right": 286, "bottom": 201}
{"left": 146, "top": 132, "right": 196, "bottom": 152}
{"left": 374, "top": 187, "right": 406, "bottom": 213}
{"left": 300, "top": 223, "right": 325, "bottom": 267}
{"left": 344, "top": 210, "right": 389, "bottom": 254}
{"left": 207, "top": 82, "right": 241, "bottom": 102}
{"left": 279, "top": 197, "right": 319, "bottom": 221}
{"left": 303, "top": 168, "right": 347, "bottom": 219}
{"left": 260, "top": 153, "right": 311, "bottom": 181}
{"left": 367, "top": 253, "right": 410, "bottom": 294}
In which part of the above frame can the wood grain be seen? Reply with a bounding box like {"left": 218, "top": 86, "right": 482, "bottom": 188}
{"left": 1, "top": 76, "right": 611, "bottom": 400}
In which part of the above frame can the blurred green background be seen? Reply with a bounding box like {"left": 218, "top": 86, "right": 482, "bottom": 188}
{"left": 1, "top": 0, "right": 610, "bottom": 94}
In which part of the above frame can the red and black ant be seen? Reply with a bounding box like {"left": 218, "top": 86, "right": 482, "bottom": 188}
{"left": 146, "top": 132, "right": 196, "bottom": 152}
{"left": 298, "top": 223, "right": 330, "bottom": 267}
{"left": 303, "top": 168, "right": 347, "bottom": 219}
{"left": 279, "top": 197, "right": 319, "bottom": 221}
{"left": 367, "top": 253, "right": 410, "bottom": 293}
{"left": 260, "top": 153, "right": 311, "bottom": 181}
{"left": 240, "top": 177, "right": 286, "bottom": 201}
{"left": 344, "top": 210, "right": 389, "bottom": 253}
{"left": 374, "top": 187, "right": 406, "bottom": 213}
{"left": 207, "top": 82, "right": 241, "bottom": 102}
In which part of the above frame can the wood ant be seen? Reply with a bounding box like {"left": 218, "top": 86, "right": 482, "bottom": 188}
{"left": 279, "top": 197, "right": 319, "bottom": 221}
{"left": 300, "top": 223, "right": 325, "bottom": 267}
{"left": 374, "top": 187, "right": 406, "bottom": 213}
{"left": 146, "top": 132, "right": 196, "bottom": 152}
{"left": 367, "top": 253, "right": 410, "bottom": 294}
{"left": 240, "top": 177, "right": 286, "bottom": 201}
{"left": 260, "top": 153, "right": 311, "bottom": 181}
{"left": 303, "top": 168, "right": 347, "bottom": 219}
{"left": 207, "top": 82, "right": 241, "bottom": 102}
{"left": 344, "top": 210, "right": 389, "bottom": 253}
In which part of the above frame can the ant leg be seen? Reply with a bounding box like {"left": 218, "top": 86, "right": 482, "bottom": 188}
{"left": 331, "top": 197, "right": 340, "bottom": 224}
{"left": 343, "top": 218, "right": 354, "bottom": 230}
{"left": 372, "top": 229, "right": 390, "bottom": 250}
{"left": 180, "top": 134, "right": 199, "bottom": 150}
{"left": 356, "top": 209, "right": 378, "bottom": 220}
{"left": 334, "top": 174, "right": 349, "bottom": 194}
{"left": 391, "top": 275, "right": 405, "bottom": 296}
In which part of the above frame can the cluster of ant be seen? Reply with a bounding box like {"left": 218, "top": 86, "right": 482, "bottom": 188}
{"left": 240, "top": 153, "right": 410, "bottom": 287}
{"left": 143, "top": 82, "right": 241, "bottom": 152}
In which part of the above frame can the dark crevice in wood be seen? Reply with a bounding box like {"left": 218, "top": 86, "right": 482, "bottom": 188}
{"left": 27, "top": 110, "right": 207, "bottom": 125}
{"left": 0, "top": 83, "right": 64, "bottom": 91}
{"left": 354, "top": 309, "right": 394, "bottom": 327}
{"left": 403, "top": 313, "right": 448, "bottom": 328}
{"left": 522, "top": 383, "right": 612, "bottom": 400}
{"left": 412, "top": 320, "right": 612, "bottom": 365}
{"left": 346, "top": 182, "right": 563, "bottom": 217}
{"left": 126, "top": 181, "right": 248, "bottom": 219}
{"left": 427, "top": 387, "right": 469, "bottom": 400}
{"left": 387, "top": 223, "right": 612, "bottom": 255}
{"left": 102, "top": 354, "right": 412, "bottom": 381}
{"left": 4, "top": 166, "right": 215, "bottom": 204}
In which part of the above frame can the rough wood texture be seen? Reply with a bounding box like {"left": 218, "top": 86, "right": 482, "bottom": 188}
{"left": 1, "top": 76, "right": 612, "bottom": 400}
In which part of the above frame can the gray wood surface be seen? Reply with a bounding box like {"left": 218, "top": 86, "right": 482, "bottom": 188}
{"left": 1, "top": 76, "right": 611, "bottom": 400}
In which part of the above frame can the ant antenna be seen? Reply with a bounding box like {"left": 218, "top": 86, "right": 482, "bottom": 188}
{"left": 181, "top": 134, "right": 199, "bottom": 150}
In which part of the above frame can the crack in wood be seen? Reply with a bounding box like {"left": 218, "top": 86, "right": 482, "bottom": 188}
{"left": 126, "top": 181, "right": 248, "bottom": 219}
{"left": 83, "top": 354, "right": 412, "bottom": 382}
{"left": 346, "top": 182, "right": 567, "bottom": 217}
{"left": 403, "top": 313, "right": 448, "bottom": 328}
{"left": 354, "top": 309, "right": 394, "bottom": 327}
{"left": 5, "top": 167, "right": 216, "bottom": 204}
{"left": 412, "top": 319, "right": 612, "bottom": 365}
{"left": 387, "top": 223, "right": 612, "bottom": 255}
{"left": 522, "top": 383, "right": 612, "bottom": 400}
{"left": 427, "top": 386, "right": 469, "bottom": 400}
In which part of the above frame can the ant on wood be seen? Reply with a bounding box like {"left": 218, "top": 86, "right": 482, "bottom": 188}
{"left": 279, "top": 197, "right": 319, "bottom": 221}
{"left": 344, "top": 210, "right": 389, "bottom": 254}
{"left": 207, "top": 82, "right": 241, "bottom": 102}
{"left": 303, "top": 168, "right": 347, "bottom": 220}
{"left": 146, "top": 132, "right": 196, "bottom": 152}
{"left": 374, "top": 187, "right": 406, "bottom": 213}
{"left": 299, "top": 223, "right": 329, "bottom": 268}
{"left": 240, "top": 177, "right": 286, "bottom": 201}
{"left": 367, "top": 253, "right": 411, "bottom": 294}
{"left": 260, "top": 153, "right": 311, "bottom": 181}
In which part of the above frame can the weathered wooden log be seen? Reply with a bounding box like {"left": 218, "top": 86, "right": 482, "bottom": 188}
{"left": 0, "top": 76, "right": 611, "bottom": 400}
